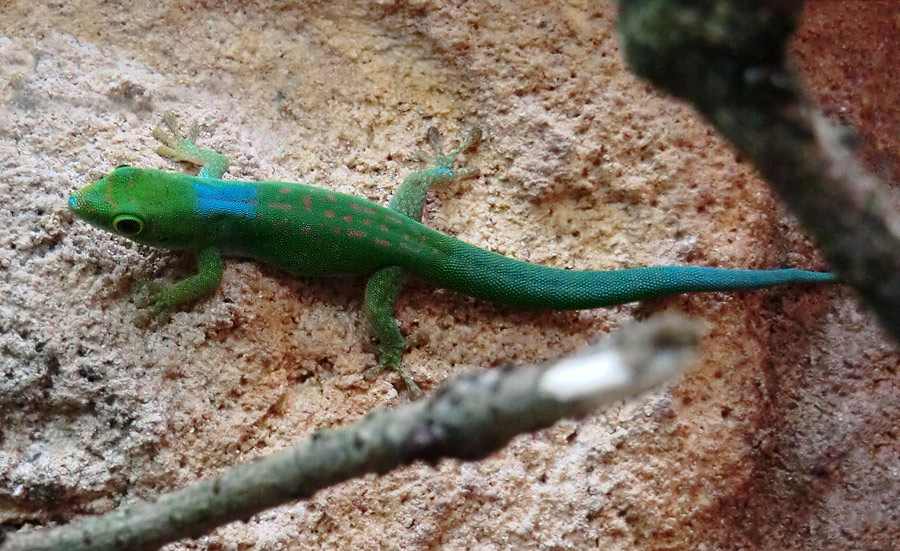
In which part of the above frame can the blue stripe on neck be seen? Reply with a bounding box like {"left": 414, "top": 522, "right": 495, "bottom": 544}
{"left": 193, "top": 182, "right": 257, "bottom": 217}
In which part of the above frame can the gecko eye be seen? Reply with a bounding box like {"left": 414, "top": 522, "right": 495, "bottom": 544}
{"left": 113, "top": 215, "right": 144, "bottom": 236}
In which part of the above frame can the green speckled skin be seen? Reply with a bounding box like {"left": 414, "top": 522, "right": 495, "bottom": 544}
{"left": 72, "top": 166, "right": 461, "bottom": 275}
{"left": 68, "top": 118, "right": 836, "bottom": 393}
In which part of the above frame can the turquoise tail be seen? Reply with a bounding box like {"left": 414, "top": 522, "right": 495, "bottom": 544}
{"left": 413, "top": 240, "right": 835, "bottom": 309}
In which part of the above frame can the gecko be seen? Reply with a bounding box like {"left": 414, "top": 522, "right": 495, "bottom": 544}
{"left": 68, "top": 115, "right": 835, "bottom": 396}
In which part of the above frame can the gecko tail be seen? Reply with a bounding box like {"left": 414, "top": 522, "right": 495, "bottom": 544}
{"left": 413, "top": 240, "right": 836, "bottom": 310}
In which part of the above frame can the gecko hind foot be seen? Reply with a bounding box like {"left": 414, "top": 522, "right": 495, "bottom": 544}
{"left": 421, "top": 126, "right": 482, "bottom": 179}
{"left": 364, "top": 350, "right": 422, "bottom": 398}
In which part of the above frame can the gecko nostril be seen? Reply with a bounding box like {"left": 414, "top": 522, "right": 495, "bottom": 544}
{"left": 68, "top": 189, "right": 95, "bottom": 218}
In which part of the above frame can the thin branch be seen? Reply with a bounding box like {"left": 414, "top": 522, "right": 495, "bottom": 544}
{"left": 0, "top": 316, "right": 699, "bottom": 551}
{"left": 616, "top": 0, "right": 900, "bottom": 342}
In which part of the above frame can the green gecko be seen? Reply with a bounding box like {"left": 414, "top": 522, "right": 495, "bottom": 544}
{"left": 69, "top": 115, "right": 835, "bottom": 396}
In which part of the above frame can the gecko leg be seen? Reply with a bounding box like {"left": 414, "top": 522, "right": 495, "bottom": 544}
{"left": 153, "top": 112, "right": 230, "bottom": 179}
{"left": 363, "top": 127, "right": 481, "bottom": 396}
{"left": 130, "top": 114, "right": 230, "bottom": 327}
{"left": 135, "top": 247, "right": 224, "bottom": 326}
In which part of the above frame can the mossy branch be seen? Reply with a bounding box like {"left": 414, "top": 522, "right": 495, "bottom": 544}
{"left": 0, "top": 316, "right": 698, "bottom": 551}
{"left": 616, "top": 0, "right": 900, "bottom": 342}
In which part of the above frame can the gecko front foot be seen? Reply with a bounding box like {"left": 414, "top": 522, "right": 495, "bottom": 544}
{"left": 152, "top": 112, "right": 229, "bottom": 178}
{"left": 133, "top": 247, "right": 225, "bottom": 328}
{"left": 133, "top": 281, "right": 177, "bottom": 327}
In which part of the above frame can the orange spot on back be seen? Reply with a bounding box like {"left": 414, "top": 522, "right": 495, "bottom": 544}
{"left": 386, "top": 215, "right": 403, "bottom": 225}
{"left": 347, "top": 230, "right": 365, "bottom": 238}
{"left": 374, "top": 238, "right": 391, "bottom": 247}
{"left": 350, "top": 202, "right": 377, "bottom": 215}
{"left": 324, "top": 210, "right": 335, "bottom": 219}
{"left": 380, "top": 224, "right": 388, "bottom": 232}
{"left": 269, "top": 201, "right": 293, "bottom": 211}
{"left": 344, "top": 214, "right": 353, "bottom": 223}
{"left": 279, "top": 187, "right": 292, "bottom": 194}
{"left": 303, "top": 196, "right": 312, "bottom": 211}
{"left": 363, "top": 218, "right": 372, "bottom": 226}
{"left": 333, "top": 228, "right": 341, "bottom": 235}
{"left": 327, "top": 193, "right": 337, "bottom": 202}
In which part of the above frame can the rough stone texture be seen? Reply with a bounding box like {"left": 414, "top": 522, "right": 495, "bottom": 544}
{"left": 0, "top": 1, "right": 896, "bottom": 550}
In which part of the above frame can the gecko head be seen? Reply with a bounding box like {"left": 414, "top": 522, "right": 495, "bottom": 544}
{"left": 69, "top": 166, "right": 139, "bottom": 235}
{"left": 69, "top": 166, "right": 195, "bottom": 249}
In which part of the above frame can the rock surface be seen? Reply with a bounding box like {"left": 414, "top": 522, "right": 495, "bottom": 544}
{"left": 0, "top": 1, "right": 896, "bottom": 549}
